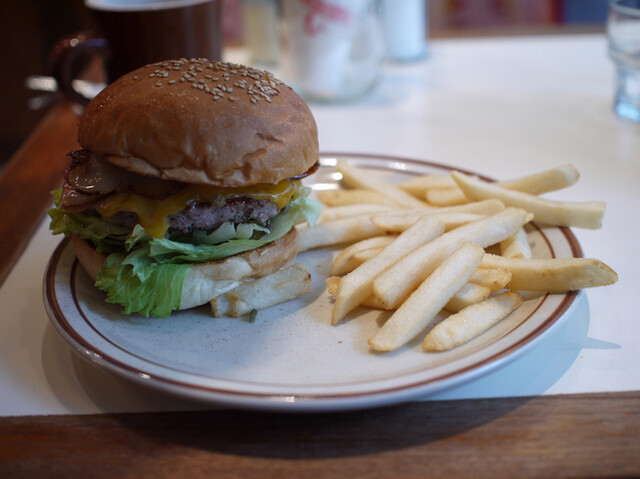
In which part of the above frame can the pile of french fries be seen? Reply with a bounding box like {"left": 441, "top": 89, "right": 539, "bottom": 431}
{"left": 298, "top": 161, "right": 618, "bottom": 353}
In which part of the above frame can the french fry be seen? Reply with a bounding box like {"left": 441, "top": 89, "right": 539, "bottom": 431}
{"left": 362, "top": 199, "right": 505, "bottom": 227}
{"left": 398, "top": 164, "right": 579, "bottom": 200}
{"left": 426, "top": 187, "right": 469, "bottom": 206}
{"left": 363, "top": 295, "right": 393, "bottom": 310}
{"left": 479, "top": 254, "right": 618, "bottom": 292}
{"left": 422, "top": 291, "right": 523, "bottom": 351}
{"left": 370, "top": 199, "right": 506, "bottom": 233}
{"left": 210, "top": 263, "right": 311, "bottom": 317}
{"left": 325, "top": 276, "right": 340, "bottom": 294}
{"left": 451, "top": 171, "right": 606, "bottom": 229}
{"left": 369, "top": 214, "right": 413, "bottom": 233}
{"left": 373, "top": 207, "right": 530, "bottom": 309}
{"left": 316, "top": 189, "right": 399, "bottom": 207}
{"left": 326, "top": 275, "right": 340, "bottom": 293}
{"left": 336, "top": 161, "right": 431, "bottom": 209}
{"left": 444, "top": 283, "right": 492, "bottom": 313}
{"left": 330, "top": 235, "right": 397, "bottom": 276}
{"left": 372, "top": 211, "right": 485, "bottom": 233}
{"left": 368, "top": 242, "right": 485, "bottom": 352}
{"left": 353, "top": 247, "right": 383, "bottom": 263}
{"left": 469, "top": 267, "right": 512, "bottom": 291}
{"left": 297, "top": 214, "right": 387, "bottom": 252}
{"left": 371, "top": 207, "right": 432, "bottom": 217}
{"left": 423, "top": 164, "right": 581, "bottom": 211}
{"left": 433, "top": 199, "right": 506, "bottom": 215}
{"left": 500, "top": 227, "right": 532, "bottom": 259}
{"left": 398, "top": 174, "right": 457, "bottom": 197}
{"left": 319, "top": 204, "right": 397, "bottom": 222}
{"left": 326, "top": 276, "right": 392, "bottom": 310}
{"left": 497, "top": 163, "right": 579, "bottom": 195}
{"left": 332, "top": 216, "right": 445, "bottom": 324}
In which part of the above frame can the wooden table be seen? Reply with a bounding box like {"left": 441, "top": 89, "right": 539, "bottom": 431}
{"left": 2, "top": 391, "right": 638, "bottom": 478}
{"left": 2, "top": 33, "right": 640, "bottom": 476}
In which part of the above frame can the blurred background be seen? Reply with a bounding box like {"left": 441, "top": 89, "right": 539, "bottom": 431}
{"left": 0, "top": 0, "right": 607, "bottom": 165}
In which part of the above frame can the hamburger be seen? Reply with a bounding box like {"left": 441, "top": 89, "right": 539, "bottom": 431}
{"left": 49, "top": 59, "right": 321, "bottom": 317}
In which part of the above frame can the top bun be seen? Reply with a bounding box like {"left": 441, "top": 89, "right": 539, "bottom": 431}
{"left": 78, "top": 59, "right": 319, "bottom": 187}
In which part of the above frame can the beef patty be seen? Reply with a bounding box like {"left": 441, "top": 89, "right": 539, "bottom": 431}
{"left": 110, "top": 197, "right": 280, "bottom": 234}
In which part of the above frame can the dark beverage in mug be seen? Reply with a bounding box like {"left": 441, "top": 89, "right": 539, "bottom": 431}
{"left": 86, "top": 0, "right": 223, "bottom": 82}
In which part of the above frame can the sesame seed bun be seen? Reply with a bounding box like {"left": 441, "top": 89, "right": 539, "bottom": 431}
{"left": 78, "top": 59, "right": 318, "bottom": 187}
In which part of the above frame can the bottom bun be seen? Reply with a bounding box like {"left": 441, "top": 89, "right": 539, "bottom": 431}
{"left": 71, "top": 228, "right": 299, "bottom": 311}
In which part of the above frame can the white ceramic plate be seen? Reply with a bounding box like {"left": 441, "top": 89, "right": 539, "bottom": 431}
{"left": 43, "top": 154, "right": 583, "bottom": 412}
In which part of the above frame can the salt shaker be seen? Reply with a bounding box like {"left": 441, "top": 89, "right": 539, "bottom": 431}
{"left": 380, "top": 0, "right": 427, "bottom": 61}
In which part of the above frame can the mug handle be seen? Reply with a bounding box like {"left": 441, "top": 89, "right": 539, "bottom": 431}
{"left": 49, "top": 32, "right": 108, "bottom": 105}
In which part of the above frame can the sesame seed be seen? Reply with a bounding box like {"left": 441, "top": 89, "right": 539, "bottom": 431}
{"left": 139, "top": 59, "right": 284, "bottom": 106}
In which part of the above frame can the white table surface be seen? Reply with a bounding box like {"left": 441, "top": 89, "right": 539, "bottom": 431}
{"left": 2, "top": 34, "right": 639, "bottom": 416}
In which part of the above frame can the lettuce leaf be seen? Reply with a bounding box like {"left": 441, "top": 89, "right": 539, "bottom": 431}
{"left": 95, "top": 247, "right": 189, "bottom": 317}
{"left": 48, "top": 203, "right": 131, "bottom": 254}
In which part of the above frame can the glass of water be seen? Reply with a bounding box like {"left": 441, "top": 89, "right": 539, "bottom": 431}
{"left": 608, "top": 0, "right": 640, "bottom": 122}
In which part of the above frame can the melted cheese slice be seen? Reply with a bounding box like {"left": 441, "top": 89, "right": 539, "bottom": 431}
{"left": 96, "top": 179, "right": 301, "bottom": 238}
